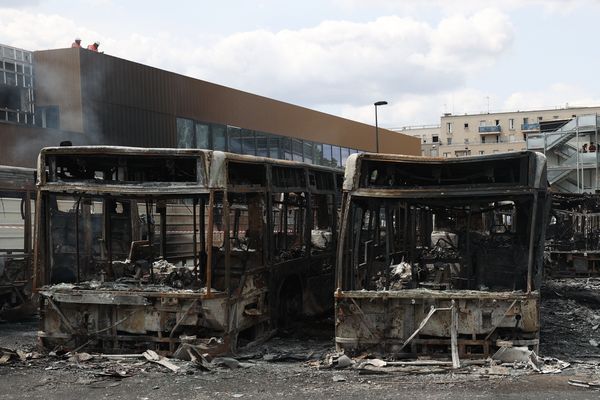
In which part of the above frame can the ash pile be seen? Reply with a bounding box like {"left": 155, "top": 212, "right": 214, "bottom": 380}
{"left": 541, "top": 278, "right": 600, "bottom": 360}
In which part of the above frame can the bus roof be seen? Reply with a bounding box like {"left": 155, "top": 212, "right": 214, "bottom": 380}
{"left": 0, "top": 165, "right": 35, "bottom": 191}
{"left": 343, "top": 151, "right": 547, "bottom": 195}
{"left": 37, "top": 146, "right": 341, "bottom": 195}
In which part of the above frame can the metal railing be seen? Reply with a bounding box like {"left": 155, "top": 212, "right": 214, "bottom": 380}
{"left": 393, "top": 124, "right": 441, "bottom": 131}
{"left": 478, "top": 125, "right": 501, "bottom": 133}
{"left": 521, "top": 123, "right": 540, "bottom": 131}
{"left": 0, "top": 109, "right": 34, "bottom": 125}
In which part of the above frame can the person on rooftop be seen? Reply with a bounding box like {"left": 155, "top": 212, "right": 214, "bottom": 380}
{"left": 71, "top": 37, "right": 81, "bottom": 48}
{"left": 87, "top": 41, "right": 100, "bottom": 52}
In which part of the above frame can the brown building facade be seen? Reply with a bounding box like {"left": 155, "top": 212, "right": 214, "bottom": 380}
{"left": 1, "top": 47, "right": 419, "bottom": 168}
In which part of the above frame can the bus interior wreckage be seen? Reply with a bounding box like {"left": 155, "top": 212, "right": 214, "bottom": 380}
{"left": 0, "top": 165, "right": 35, "bottom": 318}
{"left": 545, "top": 193, "right": 600, "bottom": 276}
{"left": 33, "top": 146, "right": 341, "bottom": 355}
{"left": 335, "top": 151, "right": 550, "bottom": 363}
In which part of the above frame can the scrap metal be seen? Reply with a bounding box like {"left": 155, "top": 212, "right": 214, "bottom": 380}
{"left": 545, "top": 193, "right": 600, "bottom": 276}
{"left": 0, "top": 165, "right": 35, "bottom": 318}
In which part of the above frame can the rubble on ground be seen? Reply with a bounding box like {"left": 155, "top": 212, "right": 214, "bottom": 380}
{"left": 541, "top": 279, "right": 600, "bottom": 360}
{"left": 3, "top": 277, "right": 600, "bottom": 393}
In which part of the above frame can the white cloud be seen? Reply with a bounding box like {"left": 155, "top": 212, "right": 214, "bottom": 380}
{"left": 0, "top": 0, "right": 42, "bottom": 7}
{"left": 415, "top": 8, "right": 513, "bottom": 72}
{"left": 503, "top": 83, "right": 600, "bottom": 111}
{"left": 0, "top": 9, "right": 100, "bottom": 50}
{"left": 331, "top": 0, "right": 596, "bottom": 15}
{"left": 330, "top": 88, "right": 492, "bottom": 128}
{"left": 181, "top": 11, "right": 513, "bottom": 107}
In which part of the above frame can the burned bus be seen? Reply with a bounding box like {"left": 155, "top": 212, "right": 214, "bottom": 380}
{"left": 34, "top": 146, "right": 341, "bottom": 354}
{"left": 545, "top": 193, "right": 600, "bottom": 276}
{"left": 0, "top": 165, "right": 35, "bottom": 318}
{"left": 335, "top": 151, "right": 550, "bottom": 360}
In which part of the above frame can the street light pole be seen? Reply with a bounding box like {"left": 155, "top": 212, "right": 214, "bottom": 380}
{"left": 374, "top": 101, "right": 388, "bottom": 153}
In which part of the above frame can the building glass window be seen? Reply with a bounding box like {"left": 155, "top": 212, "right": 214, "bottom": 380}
{"left": 256, "top": 132, "right": 269, "bottom": 157}
{"left": 195, "top": 122, "right": 210, "bottom": 149}
{"left": 5, "top": 72, "right": 15, "bottom": 85}
{"left": 509, "top": 118, "right": 515, "bottom": 130}
{"left": 464, "top": 123, "right": 468, "bottom": 129}
{"left": 322, "top": 144, "right": 332, "bottom": 166}
{"left": 447, "top": 138, "right": 452, "bottom": 145}
{"left": 212, "top": 124, "right": 227, "bottom": 151}
{"left": 341, "top": 147, "right": 350, "bottom": 167}
{"left": 447, "top": 122, "right": 453, "bottom": 134}
{"left": 432, "top": 135, "right": 439, "bottom": 143}
{"left": 176, "top": 117, "right": 194, "bottom": 148}
{"left": 314, "top": 143, "right": 323, "bottom": 165}
{"left": 175, "top": 114, "right": 364, "bottom": 168}
{"left": 268, "top": 136, "right": 280, "bottom": 159}
{"left": 227, "top": 126, "right": 242, "bottom": 153}
{"left": 303, "top": 141, "right": 314, "bottom": 164}
{"left": 292, "top": 139, "right": 303, "bottom": 162}
{"left": 240, "top": 129, "right": 256, "bottom": 155}
{"left": 37, "top": 106, "right": 60, "bottom": 129}
{"left": 331, "top": 145, "right": 341, "bottom": 167}
{"left": 281, "top": 137, "right": 292, "bottom": 160}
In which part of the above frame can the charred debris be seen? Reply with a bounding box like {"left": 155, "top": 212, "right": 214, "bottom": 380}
{"left": 546, "top": 192, "right": 600, "bottom": 276}
{"left": 0, "top": 165, "right": 35, "bottom": 319}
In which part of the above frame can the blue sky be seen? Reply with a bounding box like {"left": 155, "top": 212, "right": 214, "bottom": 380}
{"left": 1, "top": 0, "right": 599, "bottom": 128}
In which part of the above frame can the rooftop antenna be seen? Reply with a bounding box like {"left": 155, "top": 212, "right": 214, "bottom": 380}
{"left": 486, "top": 96, "right": 490, "bottom": 114}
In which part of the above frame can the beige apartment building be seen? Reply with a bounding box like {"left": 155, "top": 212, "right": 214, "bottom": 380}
{"left": 399, "top": 106, "right": 600, "bottom": 157}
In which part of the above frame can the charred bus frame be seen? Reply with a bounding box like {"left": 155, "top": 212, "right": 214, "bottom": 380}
{"left": 34, "top": 146, "right": 341, "bottom": 354}
{"left": 545, "top": 193, "right": 600, "bottom": 276}
{"left": 0, "top": 165, "right": 35, "bottom": 317}
{"left": 335, "top": 151, "right": 549, "bottom": 360}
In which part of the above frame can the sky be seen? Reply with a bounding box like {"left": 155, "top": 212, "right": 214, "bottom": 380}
{"left": 1, "top": 0, "right": 600, "bottom": 129}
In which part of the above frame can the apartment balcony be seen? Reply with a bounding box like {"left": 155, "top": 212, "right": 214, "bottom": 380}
{"left": 521, "top": 123, "right": 540, "bottom": 131}
{"left": 478, "top": 125, "right": 502, "bottom": 134}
